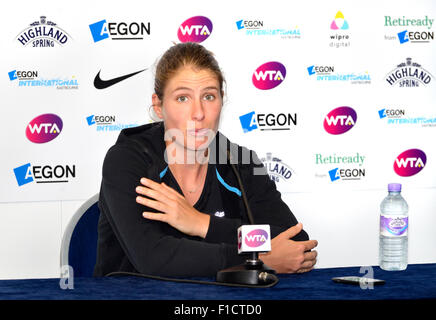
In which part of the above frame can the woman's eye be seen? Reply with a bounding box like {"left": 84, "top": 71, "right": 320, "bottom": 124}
{"left": 177, "top": 96, "right": 188, "bottom": 102}
{"left": 204, "top": 94, "right": 215, "bottom": 101}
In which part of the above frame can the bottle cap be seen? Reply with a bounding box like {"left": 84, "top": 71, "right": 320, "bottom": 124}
{"left": 388, "top": 183, "right": 402, "bottom": 192}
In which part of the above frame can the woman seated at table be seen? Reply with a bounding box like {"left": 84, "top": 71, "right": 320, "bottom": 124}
{"left": 94, "top": 42, "right": 318, "bottom": 277}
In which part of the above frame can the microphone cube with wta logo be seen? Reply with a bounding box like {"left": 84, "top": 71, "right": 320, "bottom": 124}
{"left": 238, "top": 225, "right": 271, "bottom": 254}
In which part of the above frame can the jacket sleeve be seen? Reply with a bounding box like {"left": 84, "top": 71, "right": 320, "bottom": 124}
{"left": 100, "top": 143, "right": 245, "bottom": 277}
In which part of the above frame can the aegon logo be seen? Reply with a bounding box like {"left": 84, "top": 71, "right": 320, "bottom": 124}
{"left": 178, "top": 16, "right": 213, "bottom": 43}
{"left": 394, "top": 149, "right": 426, "bottom": 177}
{"left": 245, "top": 229, "right": 269, "bottom": 247}
{"left": 13, "top": 163, "right": 76, "bottom": 186}
{"left": 89, "top": 20, "right": 151, "bottom": 42}
{"left": 239, "top": 111, "right": 297, "bottom": 133}
{"left": 252, "top": 62, "right": 286, "bottom": 90}
{"left": 26, "top": 114, "right": 63, "bottom": 143}
{"left": 324, "top": 106, "right": 357, "bottom": 135}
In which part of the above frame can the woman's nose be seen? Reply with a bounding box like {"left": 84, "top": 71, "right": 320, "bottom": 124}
{"left": 191, "top": 98, "right": 205, "bottom": 121}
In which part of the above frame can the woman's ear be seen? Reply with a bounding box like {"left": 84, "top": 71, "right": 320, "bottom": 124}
{"left": 152, "top": 93, "right": 164, "bottom": 119}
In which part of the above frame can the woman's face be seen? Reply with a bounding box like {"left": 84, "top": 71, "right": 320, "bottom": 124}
{"left": 153, "top": 65, "right": 223, "bottom": 152}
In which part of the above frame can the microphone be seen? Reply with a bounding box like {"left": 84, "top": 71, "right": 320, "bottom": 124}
{"left": 216, "top": 151, "right": 278, "bottom": 286}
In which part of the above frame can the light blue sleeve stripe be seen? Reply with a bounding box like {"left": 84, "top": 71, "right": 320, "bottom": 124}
{"left": 215, "top": 168, "right": 241, "bottom": 197}
{"left": 159, "top": 166, "right": 169, "bottom": 179}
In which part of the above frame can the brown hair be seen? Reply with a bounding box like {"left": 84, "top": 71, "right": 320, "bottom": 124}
{"left": 154, "top": 42, "right": 225, "bottom": 100}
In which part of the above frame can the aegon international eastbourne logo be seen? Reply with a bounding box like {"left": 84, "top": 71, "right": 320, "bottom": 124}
{"left": 252, "top": 62, "right": 286, "bottom": 90}
{"left": 26, "top": 114, "right": 63, "bottom": 143}
{"left": 178, "top": 16, "right": 212, "bottom": 43}
{"left": 86, "top": 115, "right": 137, "bottom": 132}
{"left": 236, "top": 19, "right": 300, "bottom": 39}
{"left": 307, "top": 65, "right": 371, "bottom": 84}
{"left": 385, "top": 58, "right": 433, "bottom": 87}
{"left": 324, "top": 106, "right": 357, "bottom": 135}
{"left": 8, "top": 69, "right": 78, "bottom": 89}
{"left": 245, "top": 229, "right": 269, "bottom": 248}
{"left": 15, "top": 16, "right": 71, "bottom": 47}
{"left": 260, "top": 153, "right": 294, "bottom": 184}
{"left": 13, "top": 163, "right": 76, "bottom": 186}
{"left": 378, "top": 108, "right": 436, "bottom": 127}
{"left": 329, "top": 11, "right": 350, "bottom": 48}
{"left": 89, "top": 19, "right": 151, "bottom": 42}
{"left": 239, "top": 111, "right": 297, "bottom": 133}
{"left": 394, "top": 149, "right": 426, "bottom": 177}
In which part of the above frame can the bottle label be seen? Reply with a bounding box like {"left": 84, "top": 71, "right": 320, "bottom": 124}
{"left": 380, "top": 215, "right": 408, "bottom": 237}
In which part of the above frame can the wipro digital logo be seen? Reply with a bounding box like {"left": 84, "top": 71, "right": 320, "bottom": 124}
{"left": 394, "top": 149, "right": 426, "bottom": 177}
{"left": 13, "top": 163, "right": 76, "bottom": 186}
{"left": 26, "top": 114, "right": 63, "bottom": 143}
{"left": 252, "top": 62, "right": 286, "bottom": 90}
{"left": 324, "top": 106, "right": 357, "bottom": 135}
{"left": 178, "top": 16, "right": 213, "bottom": 43}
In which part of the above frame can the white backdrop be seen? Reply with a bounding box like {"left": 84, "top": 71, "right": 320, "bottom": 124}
{"left": 0, "top": 0, "right": 435, "bottom": 279}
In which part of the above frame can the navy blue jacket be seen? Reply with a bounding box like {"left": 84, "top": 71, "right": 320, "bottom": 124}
{"left": 94, "top": 122, "right": 308, "bottom": 277}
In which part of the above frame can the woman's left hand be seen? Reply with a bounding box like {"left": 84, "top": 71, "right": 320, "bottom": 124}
{"left": 135, "top": 177, "right": 210, "bottom": 238}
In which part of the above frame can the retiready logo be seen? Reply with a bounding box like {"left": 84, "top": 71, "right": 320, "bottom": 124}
{"left": 89, "top": 19, "right": 151, "bottom": 42}
{"left": 26, "top": 114, "right": 63, "bottom": 143}
{"left": 384, "top": 15, "right": 434, "bottom": 44}
{"left": 252, "top": 61, "right": 286, "bottom": 90}
{"left": 15, "top": 16, "right": 71, "bottom": 47}
{"left": 385, "top": 58, "right": 433, "bottom": 87}
{"left": 178, "top": 16, "right": 213, "bottom": 43}
{"left": 239, "top": 111, "right": 297, "bottom": 133}
{"left": 314, "top": 152, "right": 366, "bottom": 181}
{"left": 324, "top": 106, "right": 357, "bottom": 135}
{"left": 13, "top": 163, "right": 76, "bottom": 187}
{"left": 394, "top": 149, "right": 426, "bottom": 177}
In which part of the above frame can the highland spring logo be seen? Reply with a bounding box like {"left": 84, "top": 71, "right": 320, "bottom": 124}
{"left": 26, "top": 114, "right": 63, "bottom": 143}
{"left": 260, "top": 153, "right": 294, "bottom": 184}
{"left": 252, "top": 62, "right": 286, "bottom": 90}
{"left": 385, "top": 58, "right": 433, "bottom": 87}
{"left": 15, "top": 16, "right": 71, "bottom": 47}
{"left": 323, "top": 106, "right": 357, "bottom": 135}
{"left": 394, "top": 149, "right": 426, "bottom": 177}
{"left": 178, "top": 16, "right": 213, "bottom": 43}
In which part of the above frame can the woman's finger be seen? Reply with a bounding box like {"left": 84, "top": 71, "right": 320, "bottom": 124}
{"left": 136, "top": 196, "right": 167, "bottom": 213}
{"left": 136, "top": 186, "right": 168, "bottom": 203}
{"left": 142, "top": 211, "right": 167, "bottom": 223}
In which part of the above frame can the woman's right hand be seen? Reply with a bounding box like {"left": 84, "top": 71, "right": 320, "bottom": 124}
{"left": 259, "top": 223, "right": 318, "bottom": 274}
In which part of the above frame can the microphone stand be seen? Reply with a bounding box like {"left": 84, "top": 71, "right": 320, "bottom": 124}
{"left": 216, "top": 151, "right": 277, "bottom": 286}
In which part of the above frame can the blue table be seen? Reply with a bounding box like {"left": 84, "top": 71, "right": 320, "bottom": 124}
{"left": 1, "top": 263, "right": 435, "bottom": 301}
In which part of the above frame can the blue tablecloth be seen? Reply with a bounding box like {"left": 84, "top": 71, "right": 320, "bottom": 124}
{"left": 1, "top": 263, "right": 435, "bottom": 301}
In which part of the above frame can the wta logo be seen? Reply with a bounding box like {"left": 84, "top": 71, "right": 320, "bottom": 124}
{"left": 394, "top": 149, "right": 426, "bottom": 177}
{"left": 178, "top": 16, "right": 213, "bottom": 43}
{"left": 245, "top": 229, "right": 269, "bottom": 248}
{"left": 324, "top": 106, "right": 357, "bottom": 135}
{"left": 252, "top": 62, "right": 286, "bottom": 90}
{"left": 26, "top": 114, "right": 63, "bottom": 143}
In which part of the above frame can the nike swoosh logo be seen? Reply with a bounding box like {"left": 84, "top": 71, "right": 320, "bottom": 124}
{"left": 94, "top": 68, "right": 147, "bottom": 89}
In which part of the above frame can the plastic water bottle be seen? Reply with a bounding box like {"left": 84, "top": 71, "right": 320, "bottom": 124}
{"left": 379, "top": 183, "right": 409, "bottom": 271}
